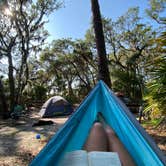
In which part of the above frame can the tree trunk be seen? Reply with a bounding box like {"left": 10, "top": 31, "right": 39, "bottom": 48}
{"left": 91, "top": 0, "right": 111, "bottom": 88}
{"left": 67, "top": 80, "right": 74, "bottom": 98}
{"left": 8, "top": 53, "right": 15, "bottom": 112}
{"left": 15, "top": 61, "right": 23, "bottom": 103}
{"left": 0, "top": 78, "right": 9, "bottom": 119}
{"left": 16, "top": 54, "right": 29, "bottom": 103}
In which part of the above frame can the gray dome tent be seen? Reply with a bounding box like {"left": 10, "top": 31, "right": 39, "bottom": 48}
{"left": 39, "top": 96, "right": 73, "bottom": 118}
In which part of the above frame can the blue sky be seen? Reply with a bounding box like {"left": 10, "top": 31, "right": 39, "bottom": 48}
{"left": 45, "top": 0, "right": 152, "bottom": 42}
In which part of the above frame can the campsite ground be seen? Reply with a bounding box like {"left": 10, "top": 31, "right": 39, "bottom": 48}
{"left": 0, "top": 108, "right": 165, "bottom": 166}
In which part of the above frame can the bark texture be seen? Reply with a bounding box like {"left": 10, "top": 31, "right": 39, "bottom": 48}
{"left": 91, "top": 0, "right": 111, "bottom": 88}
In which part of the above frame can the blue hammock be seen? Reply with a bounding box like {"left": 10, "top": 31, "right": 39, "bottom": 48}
{"left": 30, "top": 81, "right": 165, "bottom": 166}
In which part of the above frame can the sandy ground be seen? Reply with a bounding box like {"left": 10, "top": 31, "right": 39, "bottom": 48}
{"left": 0, "top": 110, "right": 68, "bottom": 166}
{"left": 0, "top": 110, "right": 165, "bottom": 166}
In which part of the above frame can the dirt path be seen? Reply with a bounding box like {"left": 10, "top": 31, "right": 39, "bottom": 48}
{"left": 0, "top": 111, "right": 165, "bottom": 166}
{"left": 145, "top": 126, "right": 166, "bottom": 156}
{"left": 0, "top": 111, "right": 68, "bottom": 166}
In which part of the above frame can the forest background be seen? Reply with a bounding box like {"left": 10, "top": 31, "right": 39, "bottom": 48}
{"left": 0, "top": 0, "right": 165, "bottom": 120}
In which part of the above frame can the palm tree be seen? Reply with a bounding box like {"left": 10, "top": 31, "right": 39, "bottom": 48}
{"left": 144, "top": 30, "right": 166, "bottom": 117}
{"left": 91, "top": 0, "right": 111, "bottom": 88}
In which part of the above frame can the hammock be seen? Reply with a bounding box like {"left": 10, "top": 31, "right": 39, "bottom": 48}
{"left": 30, "top": 81, "right": 165, "bottom": 166}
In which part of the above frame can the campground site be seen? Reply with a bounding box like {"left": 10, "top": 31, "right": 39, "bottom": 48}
{"left": 0, "top": 0, "right": 166, "bottom": 165}
{"left": 0, "top": 107, "right": 165, "bottom": 165}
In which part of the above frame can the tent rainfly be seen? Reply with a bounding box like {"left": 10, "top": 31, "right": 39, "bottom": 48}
{"left": 39, "top": 96, "right": 73, "bottom": 118}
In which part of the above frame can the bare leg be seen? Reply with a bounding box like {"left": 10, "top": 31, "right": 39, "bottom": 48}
{"left": 83, "top": 122, "right": 135, "bottom": 166}
{"left": 105, "top": 126, "right": 136, "bottom": 166}
{"left": 83, "top": 122, "right": 108, "bottom": 152}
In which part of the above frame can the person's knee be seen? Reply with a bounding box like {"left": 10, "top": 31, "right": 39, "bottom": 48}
{"left": 92, "top": 122, "right": 105, "bottom": 133}
{"left": 105, "top": 126, "right": 117, "bottom": 138}
{"left": 91, "top": 122, "right": 106, "bottom": 137}
{"left": 93, "top": 122, "right": 103, "bottom": 129}
{"left": 92, "top": 123, "right": 116, "bottom": 137}
{"left": 84, "top": 122, "right": 108, "bottom": 151}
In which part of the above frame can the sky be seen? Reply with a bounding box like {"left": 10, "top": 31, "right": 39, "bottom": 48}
{"left": 44, "top": 0, "right": 153, "bottom": 42}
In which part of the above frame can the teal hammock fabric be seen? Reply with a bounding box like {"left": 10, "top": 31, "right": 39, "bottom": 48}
{"left": 30, "top": 81, "right": 165, "bottom": 166}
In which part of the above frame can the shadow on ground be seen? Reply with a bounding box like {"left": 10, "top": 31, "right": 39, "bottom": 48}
{"left": 0, "top": 109, "right": 68, "bottom": 166}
